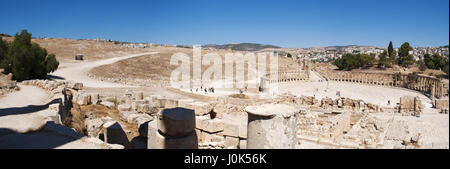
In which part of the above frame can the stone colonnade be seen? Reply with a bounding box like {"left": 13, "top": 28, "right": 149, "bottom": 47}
{"left": 314, "top": 69, "right": 445, "bottom": 98}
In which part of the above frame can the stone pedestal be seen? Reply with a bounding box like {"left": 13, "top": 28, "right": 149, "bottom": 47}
{"left": 157, "top": 108, "right": 195, "bottom": 137}
{"left": 148, "top": 108, "right": 198, "bottom": 149}
{"left": 245, "top": 104, "right": 298, "bottom": 149}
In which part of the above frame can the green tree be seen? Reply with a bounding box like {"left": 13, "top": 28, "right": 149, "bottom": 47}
{"left": 334, "top": 53, "right": 374, "bottom": 70}
{"left": 431, "top": 53, "right": 444, "bottom": 70}
{"left": 360, "top": 53, "right": 375, "bottom": 68}
{"left": 0, "top": 37, "right": 8, "bottom": 69}
{"left": 378, "top": 50, "right": 392, "bottom": 68}
{"left": 287, "top": 53, "right": 292, "bottom": 58}
{"left": 423, "top": 53, "right": 434, "bottom": 69}
{"left": 397, "top": 42, "right": 414, "bottom": 68}
{"left": 45, "top": 54, "right": 59, "bottom": 73}
{"left": 388, "top": 41, "right": 394, "bottom": 58}
{"left": 2, "top": 30, "right": 59, "bottom": 81}
{"left": 443, "top": 60, "right": 449, "bottom": 76}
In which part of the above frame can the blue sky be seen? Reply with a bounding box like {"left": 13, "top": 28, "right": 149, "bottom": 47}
{"left": 1, "top": 0, "right": 448, "bottom": 48}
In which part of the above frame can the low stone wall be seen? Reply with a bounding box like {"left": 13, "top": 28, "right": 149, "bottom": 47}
{"left": 272, "top": 95, "right": 381, "bottom": 113}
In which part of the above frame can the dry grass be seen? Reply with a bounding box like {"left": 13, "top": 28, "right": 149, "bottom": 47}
{"left": 67, "top": 103, "right": 140, "bottom": 141}
{"left": 3, "top": 37, "right": 155, "bottom": 62}
{"left": 89, "top": 48, "right": 300, "bottom": 83}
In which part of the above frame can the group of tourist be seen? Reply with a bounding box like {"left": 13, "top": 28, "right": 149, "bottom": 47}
{"left": 190, "top": 86, "right": 215, "bottom": 94}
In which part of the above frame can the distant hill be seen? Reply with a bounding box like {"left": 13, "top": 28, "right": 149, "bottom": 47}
{"left": 0, "top": 33, "right": 11, "bottom": 37}
{"left": 203, "top": 43, "right": 281, "bottom": 51}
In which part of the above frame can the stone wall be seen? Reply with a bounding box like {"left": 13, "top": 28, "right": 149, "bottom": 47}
{"left": 272, "top": 95, "right": 381, "bottom": 113}
{"left": 399, "top": 96, "right": 423, "bottom": 116}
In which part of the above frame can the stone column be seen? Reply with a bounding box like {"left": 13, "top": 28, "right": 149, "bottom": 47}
{"left": 148, "top": 107, "right": 198, "bottom": 149}
{"left": 431, "top": 84, "right": 436, "bottom": 104}
{"left": 245, "top": 104, "right": 298, "bottom": 149}
{"left": 438, "top": 82, "right": 444, "bottom": 98}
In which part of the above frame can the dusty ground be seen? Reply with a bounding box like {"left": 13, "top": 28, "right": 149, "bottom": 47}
{"left": 89, "top": 48, "right": 299, "bottom": 82}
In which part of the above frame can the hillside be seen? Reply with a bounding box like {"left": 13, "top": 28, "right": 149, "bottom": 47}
{"left": 203, "top": 43, "right": 280, "bottom": 51}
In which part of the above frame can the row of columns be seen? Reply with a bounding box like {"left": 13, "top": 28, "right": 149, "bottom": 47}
{"left": 315, "top": 69, "right": 445, "bottom": 99}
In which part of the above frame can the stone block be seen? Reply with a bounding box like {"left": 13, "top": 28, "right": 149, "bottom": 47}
{"left": 136, "top": 114, "right": 153, "bottom": 136}
{"left": 178, "top": 99, "right": 195, "bottom": 108}
{"left": 103, "top": 121, "right": 132, "bottom": 148}
{"left": 101, "top": 101, "right": 116, "bottom": 109}
{"left": 164, "top": 99, "right": 179, "bottom": 108}
{"left": 225, "top": 136, "right": 239, "bottom": 149}
{"left": 149, "top": 130, "right": 198, "bottom": 149}
{"left": 223, "top": 121, "right": 240, "bottom": 138}
{"left": 239, "top": 139, "right": 247, "bottom": 149}
{"left": 131, "top": 100, "right": 150, "bottom": 110}
{"left": 73, "top": 83, "right": 83, "bottom": 90}
{"left": 85, "top": 118, "right": 104, "bottom": 138}
{"left": 200, "top": 118, "right": 224, "bottom": 133}
{"left": 77, "top": 93, "right": 91, "bottom": 105}
{"left": 91, "top": 93, "right": 100, "bottom": 104}
{"left": 118, "top": 111, "right": 140, "bottom": 123}
{"left": 157, "top": 108, "right": 195, "bottom": 137}
{"left": 187, "top": 102, "right": 213, "bottom": 116}
{"left": 195, "top": 115, "right": 209, "bottom": 130}
{"left": 118, "top": 104, "right": 132, "bottom": 111}
{"left": 435, "top": 99, "right": 449, "bottom": 109}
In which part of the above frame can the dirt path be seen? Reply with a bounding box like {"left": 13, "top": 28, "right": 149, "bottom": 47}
{"left": 0, "top": 84, "right": 51, "bottom": 134}
{"left": 51, "top": 52, "right": 158, "bottom": 88}
{"left": 0, "top": 85, "right": 50, "bottom": 109}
